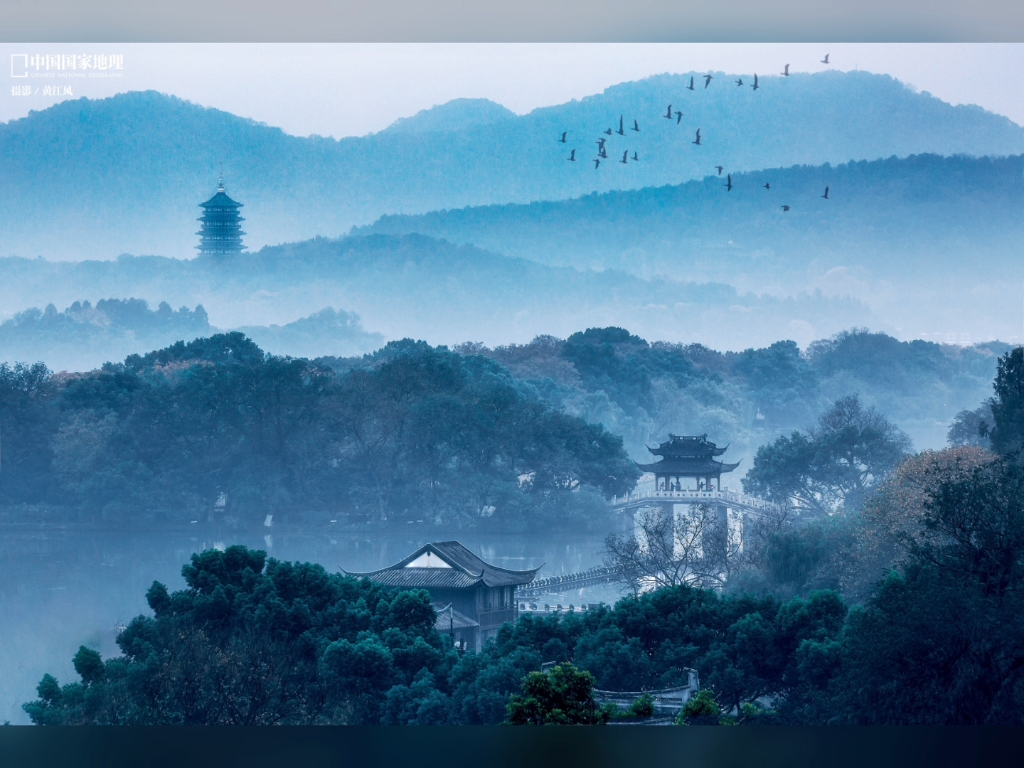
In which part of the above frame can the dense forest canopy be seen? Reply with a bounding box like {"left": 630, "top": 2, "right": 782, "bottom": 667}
{"left": 0, "top": 333, "right": 635, "bottom": 529}
{"left": 19, "top": 343, "right": 1024, "bottom": 726}
{"left": 30, "top": 443, "right": 1024, "bottom": 728}
{"left": 0, "top": 326, "right": 1007, "bottom": 528}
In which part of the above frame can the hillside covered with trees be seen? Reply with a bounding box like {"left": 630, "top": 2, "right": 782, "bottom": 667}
{"left": 0, "top": 326, "right": 1006, "bottom": 528}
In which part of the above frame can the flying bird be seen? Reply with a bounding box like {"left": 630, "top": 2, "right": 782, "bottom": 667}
{"left": 782, "top": 64, "right": 790, "bottom": 76}
{"left": 763, "top": 182, "right": 771, "bottom": 190}
{"left": 568, "top": 149, "right": 576, "bottom": 161}
{"left": 675, "top": 111, "right": 683, "bottom": 124}
{"left": 632, "top": 151, "right": 639, "bottom": 161}
{"left": 821, "top": 54, "right": 830, "bottom": 64}
{"left": 693, "top": 128, "right": 702, "bottom": 146}
{"left": 604, "top": 128, "right": 613, "bottom": 136}
{"left": 704, "top": 73, "right": 713, "bottom": 88}
{"left": 620, "top": 150, "right": 629, "bottom": 164}
{"left": 715, "top": 166, "right": 724, "bottom": 175}
{"left": 559, "top": 132, "right": 567, "bottom": 143}
{"left": 599, "top": 146, "right": 608, "bottom": 159}
{"left": 725, "top": 174, "right": 733, "bottom": 191}
{"left": 687, "top": 76, "right": 695, "bottom": 91}
{"left": 632, "top": 119, "right": 640, "bottom": 132}
{"left": 617, "top": 115, "right": 625, "bottom": 136}
{"left": 751, "top": 74, "right": 759, "bottom": 91}
{"left": 781, "top": 205, "right": 790, "bottom": 212}
{"left": 664, "top": 104, "right": 673, "bottom": 119}
{"left": 594, "top": 158, "right": 601, "bottom": 169}
{"left": 596, "top": 138, "right": 607, "bottom": 150}
{"left": 736, "top": 78, "right": 743, "bottom": 86}
{"left": 822, "top": 186, "right": 830, "bottom": 199}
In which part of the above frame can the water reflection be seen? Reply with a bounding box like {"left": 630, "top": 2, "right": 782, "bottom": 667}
{"left": 0, "top": 527, "right": 624, "bottom": 724}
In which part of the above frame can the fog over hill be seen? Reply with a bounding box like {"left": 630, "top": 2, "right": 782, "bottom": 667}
{"left": 359, "top": 153, "right": 1024, "bottom": 345}
{"left": 2, "top": 71, "right": 1022, "bottom": 261}
{"left": 0, "top": 234, "right": 880, "bottom": 352}
{"left": 0, "top": 299, "right": 384, "bottom": 372}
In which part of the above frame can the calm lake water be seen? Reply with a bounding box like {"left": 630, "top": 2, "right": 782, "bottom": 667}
{"left": 0, "top": 526, "right": 624, "bottom": 724}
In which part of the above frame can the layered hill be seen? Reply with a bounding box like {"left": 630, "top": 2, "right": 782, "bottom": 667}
{"left": 0, "top": 234, "right": 879, "bottom": 351}
{"left": 358, "top": 153, "right": 1024, "bottom": 344}
{"left": 0, "top": 299, "right": 384, "bottom": 372}
{"left": 2, "top": 71, "right": 1022, "bottom": 261}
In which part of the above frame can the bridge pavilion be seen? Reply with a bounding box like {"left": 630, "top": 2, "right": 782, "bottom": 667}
{"left": 635, "top": 433, "right": 740, "bottom": 492}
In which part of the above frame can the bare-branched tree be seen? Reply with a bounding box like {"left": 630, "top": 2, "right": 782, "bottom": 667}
{"left": 605, "top": 503, "right": 742, "bottom": 595}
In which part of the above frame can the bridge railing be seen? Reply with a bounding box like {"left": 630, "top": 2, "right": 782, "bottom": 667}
{"left": 517, "top": 565, "right": 621, "bottom": 597}
{"left": 612, "top": 488, "right": 782, "bottom": 512}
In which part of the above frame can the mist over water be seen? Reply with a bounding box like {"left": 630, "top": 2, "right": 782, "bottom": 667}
{"left": 0, "top": 527, "right": 620, "bottom": 724}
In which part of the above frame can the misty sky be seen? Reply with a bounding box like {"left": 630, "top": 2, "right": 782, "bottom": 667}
{"left": 3, "top": 43, "right": 1024, "bottom": 138}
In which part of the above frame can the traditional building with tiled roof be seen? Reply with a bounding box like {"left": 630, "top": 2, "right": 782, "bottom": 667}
{"left": 635, "top": 434, "right": 741, "bottom": 492}
{"left": 344, "top": 541, "right": 541, "bottom": 651}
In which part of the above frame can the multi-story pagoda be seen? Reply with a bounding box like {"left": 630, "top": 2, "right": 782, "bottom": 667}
{"left": 196, "top": 176, "right": 246, "bottom": 257}
{"left": 636, "top": 434, "right": 740, "bottom": 492}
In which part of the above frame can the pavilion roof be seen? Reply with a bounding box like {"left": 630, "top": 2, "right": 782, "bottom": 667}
{"left": 200, "top": 190, "right": 243, "bottom": 209}
{"left": 648, "top": 433, "right": 727, "bottom": 459}
{"left": 344, "top": 541, "right": 541, "bottom": 589}
{"left": 635, "top": 457, "right": 741, "bottom": 476}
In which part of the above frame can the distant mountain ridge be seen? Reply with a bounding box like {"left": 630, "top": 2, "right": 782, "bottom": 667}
{"left": 380, "top": 98, "right": 517, "bottom": 135}
{"left": 0, "top": 299, "right": 384, "bottom": 372}
{"left": 0, "top": 234, "right": 881, "bottom": 352}
{"left": 1, "top": 70, "right": 1022, "bottom": 261}
{"left": 357, "top": 152, "right": 1024, "bottom": 344}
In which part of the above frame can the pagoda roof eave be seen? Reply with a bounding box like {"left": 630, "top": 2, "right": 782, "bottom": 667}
{"left": 634, "top": 458, "right": 741, "bottom": 475}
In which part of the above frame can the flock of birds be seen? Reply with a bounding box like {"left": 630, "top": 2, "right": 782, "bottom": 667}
{"left": 558, "top": 56, "right": 835, "bottom": 212}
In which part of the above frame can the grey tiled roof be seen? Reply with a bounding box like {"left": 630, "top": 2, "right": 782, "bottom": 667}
{"left": 345, "top": 540, "right": 540, "bottom": 589}
{"left": 358, "top": 568, "right": 483, "bottom": 589}
{"left": 433, "top": 603, "right": 479, "bottom": 630}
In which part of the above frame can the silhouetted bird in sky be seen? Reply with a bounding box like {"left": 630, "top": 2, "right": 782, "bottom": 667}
{"left": 569, "top": 149, "right": 576, "bottom": 161}
{"left": 617, "top": 115, "right": 625, "bottom": 135}
{"left": 782, "top": 64, "right": 790, "bottom": 76}
{"left": 782, "top": 205, "right": 790, "bottom": 211}
{"left": 596, "top": 138, "right": 606, "bottom": 150}
{"left": 715, "top": 166, "right": 724, "bottom": 175}
{"left": 599, "top": 146, "right": 608, "bottom": 159}
{"left": 664, "top": 104, "right": 673, "bottom": 119}
{"left": 822, "top": 186, "right": 830, "bottom": 199}
{"left": 632, "top": 151, "right": 639, "bottom": 161}
{"left": 704, "top": 73, "right": 713, "bottom": 88}
{"left": 763, "top": 182, "right": 771, "bottom": 190}
{"left": 632, "top": 119, "right": 640, "bottom": 132}
{"left": 751, "top": 74, "right": 759, "bottom": 91}
{"left": 620, "top": 150, "right": 628, "bottom": 164}
{"left": 594, "top": 158, "right": 601, "bottom": 169}
{"left": 675, "top": 111, "right": 683, "bottom": 124}
{"left": 821, "top": 54, "right": 830, "bottom": 64}
{"left": 559, "top": 132, "right": 567, "bottom": 143}
{"left": 604, "top": 128, "right": 613, "bottom": 135}
{"left": 736, "top": 78, "right": 743, "bottom": 86}
{"left": 687, "top": 76, "right": 695, "bottom": 91}
{"left": 693, "top": 128, "right": 702, "bottom": 146}
{"left": 725, "top": 174, "right": 733, "bottom": 191}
